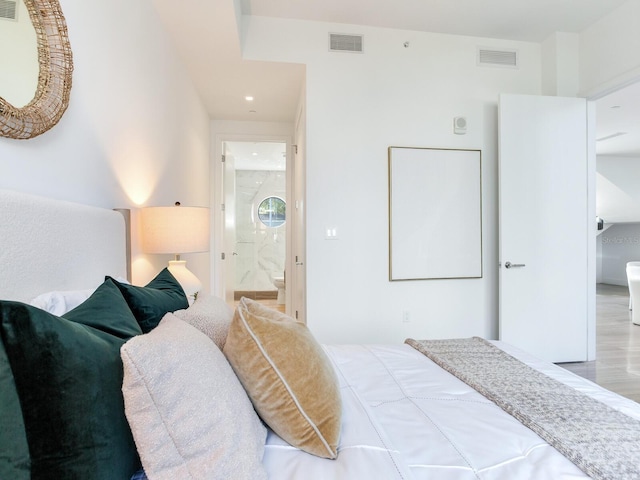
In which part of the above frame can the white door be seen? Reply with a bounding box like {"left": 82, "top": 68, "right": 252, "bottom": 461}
{"left": 499, "top": 93, "right": 593, "bottom": 363}
{"left": 291, "top": 107, "right": 307, "bottom": 323}
{"left": 222, "top": 143, "right": 236, "bottom": 306}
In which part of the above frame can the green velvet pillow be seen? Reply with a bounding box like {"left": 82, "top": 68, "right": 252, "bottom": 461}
{"left": 108, "top": 268, "right": 188, "bottom": 333}
{"left": 0, "top": 279, "right": 142, "bottom": 480}
{"left": 0, "top": 342, "right": 29, "bottom": 480}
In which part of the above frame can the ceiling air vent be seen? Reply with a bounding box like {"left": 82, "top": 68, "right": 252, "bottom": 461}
{"left": 0, "top": 0, "right": 17, "bottom": 21}
{"left": 477, "top": 47, "right": 518, "bottom": 68}
{"left": 329, "top": 33, "right": 364, "bottom": 53}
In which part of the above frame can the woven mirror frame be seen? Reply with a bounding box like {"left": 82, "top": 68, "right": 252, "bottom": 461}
{"left": 0, "top": 0, "right": 73, "bottom": 140}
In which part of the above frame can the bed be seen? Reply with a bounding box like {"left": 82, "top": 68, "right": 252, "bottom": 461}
{"left": 1, "top": 188, "right": 640, "bottom": 480}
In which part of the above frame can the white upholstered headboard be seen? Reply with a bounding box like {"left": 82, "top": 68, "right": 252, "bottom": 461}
{"left": 0, "top": 189, "right": 128, "bottom": 303}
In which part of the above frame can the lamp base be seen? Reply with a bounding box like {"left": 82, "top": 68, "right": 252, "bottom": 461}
{"left": 168, "top": 260, "right": 201, "bottom": 304}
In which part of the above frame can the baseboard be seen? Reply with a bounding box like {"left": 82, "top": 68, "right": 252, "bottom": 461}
{"left": 235, "top": 290, "right": 278, "bottom": 301}
{"left": 601, "top": 278, "right": 627, "bottom": 287}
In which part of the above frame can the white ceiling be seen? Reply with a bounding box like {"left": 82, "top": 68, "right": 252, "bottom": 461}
{"left": 595, "top": 81, "right": 640, "bottom": 157}
{"left": 226, "top": 141, "right": 287, "bottom": 171}
{"left": 151, "top": 0, "right": 639, "bottom": 157}
{"left": 150, "top": 0, "right": 305, "bottom": 123}
{"left": 241, "top": 0, "right": 629, "bottom": 43}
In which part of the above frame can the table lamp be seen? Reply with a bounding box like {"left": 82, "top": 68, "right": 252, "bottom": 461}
{"left": 140, "top": 203, "right": 209, "bottom": 301}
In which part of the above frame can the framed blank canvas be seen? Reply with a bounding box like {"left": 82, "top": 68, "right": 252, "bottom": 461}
{"left": 388, "top": 147, "right": 482, "bottom": 281}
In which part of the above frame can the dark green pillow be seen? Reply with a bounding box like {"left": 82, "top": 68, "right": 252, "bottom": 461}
{"left": 108, "top": 268, "right": 188, "bottom": 333}
{"left": 0, "top": 341, "right": 29, "bottom": 480}
{"left": 0, "top": 279, "right": 142, "bottom": 480}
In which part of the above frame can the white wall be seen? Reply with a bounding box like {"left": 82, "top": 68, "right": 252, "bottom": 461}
{"left": 580, "top": 0, "right": 640, "bottom": 96}
{"left": 597, "top": 155, "right": 640, "bottom": 223}
{"left": 541, "top": 33, "right": 579, "bottom": 97}
{"left": 600, "top": 223, "right": 640, "bottom": 286}
{"left": 242, "top": 17, "right": 542, "bottom": 344}
{"left": 0, "top": 0, "right": 211, "bottom": 290}
{"left": 596, "top": 155, "right": 640, "bottom": 287}
{"left": 0, "top": 0, "right": 38, "bottom": 106}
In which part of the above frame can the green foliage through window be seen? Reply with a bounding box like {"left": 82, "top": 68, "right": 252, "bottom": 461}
{"left": 258, "top": 197, "right": 286, "bottom": 228}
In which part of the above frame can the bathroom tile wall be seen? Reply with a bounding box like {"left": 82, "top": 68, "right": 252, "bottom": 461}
{"left": 235, "top": 170, "right": 286, "bottom": 291}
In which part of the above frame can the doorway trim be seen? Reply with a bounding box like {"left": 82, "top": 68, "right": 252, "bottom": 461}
{"left": 582, "top": 71, "right": 640, "bottom": 102}
{"left": 211, "top": 132, "right": 294, "bottom": 313}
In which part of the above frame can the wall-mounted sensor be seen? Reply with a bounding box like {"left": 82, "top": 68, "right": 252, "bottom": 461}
{"left": 454, "top": 116, "right": 467, "bottom": 135}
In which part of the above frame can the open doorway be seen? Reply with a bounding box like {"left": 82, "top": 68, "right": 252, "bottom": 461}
{"left": 594, "top": 80, "right": 640, "bottom": 288}
{"left": 223, "top": 141, "right": 288, "bottom": 312}
{"left": 565, "top": 79, "right": 640, "bottom": 392}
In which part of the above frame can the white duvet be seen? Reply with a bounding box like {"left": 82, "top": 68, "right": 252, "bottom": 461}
{"left": 263, "top": 342, "right": 640, "bottom": 479}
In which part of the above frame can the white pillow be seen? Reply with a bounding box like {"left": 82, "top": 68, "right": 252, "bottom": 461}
{"left": 172, "top": 293, "right": 233, "bottom": 349}
{"left": 30, "top": 277, "right": 130, "bottom": 315}
{"left": 29, "top": 289, "right": 94, "bottom": 316}
{"left": 121, "top": 313, "right": 268, "bottom": 480}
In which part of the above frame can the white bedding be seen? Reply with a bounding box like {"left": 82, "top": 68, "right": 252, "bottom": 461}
{"left": 4, "top": 190, "right": 638, "bottom": 479}
{"left": 263, "top": 342, "right": 640, "bottom": 479}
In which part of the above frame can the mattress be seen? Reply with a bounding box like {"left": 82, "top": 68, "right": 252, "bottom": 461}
{"left": 262, "top": 342, "right": 640, "bottom": 479}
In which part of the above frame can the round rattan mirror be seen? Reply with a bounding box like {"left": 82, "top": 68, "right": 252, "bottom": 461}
{"left": 0, "top": 0, "right": 73, "bottom": 139}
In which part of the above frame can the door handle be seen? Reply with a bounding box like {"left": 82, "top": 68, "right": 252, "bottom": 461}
{"left": 505, "top": 261, "right": 525, "bottom": 269}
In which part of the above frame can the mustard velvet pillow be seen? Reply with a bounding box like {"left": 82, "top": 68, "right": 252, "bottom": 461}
{"left": 224, "top": 298, "right": 342, "bottom": 459}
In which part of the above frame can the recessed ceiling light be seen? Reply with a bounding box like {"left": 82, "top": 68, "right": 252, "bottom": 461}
{"left": 252, "top": 152, "right": 258, "bottom": 156}
{"left": 245, "top": 96, "right": 254, "bottom": 101}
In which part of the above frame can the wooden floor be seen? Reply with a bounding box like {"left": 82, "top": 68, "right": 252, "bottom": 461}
{"left": 234, "top": 297, "right": 285, "bottom": 313}
{"left": 559, "top": 283, "right": 640, "bottom": 403}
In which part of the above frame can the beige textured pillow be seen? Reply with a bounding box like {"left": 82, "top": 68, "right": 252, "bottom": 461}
{"left": 121, "top": 314, "right": 268, "bottom": 480}
{"left": 173, "top": 293, "right": 233, "bottom": 349}
{"left": 223, "top": 297, "right": 342, "bottom": 459}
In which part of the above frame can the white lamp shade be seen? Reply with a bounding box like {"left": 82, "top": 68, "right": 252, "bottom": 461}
{"left": 140, "top": 206, "right": 210, "bottom": 255}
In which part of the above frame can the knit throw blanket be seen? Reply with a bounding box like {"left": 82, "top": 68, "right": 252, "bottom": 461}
{"left": 406, "top": 337, "right": 640, "bottom": 480}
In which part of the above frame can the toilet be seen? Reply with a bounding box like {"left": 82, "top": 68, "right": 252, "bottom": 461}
{"left": 273, "top": 276, "right": 285, "bottom": 305}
